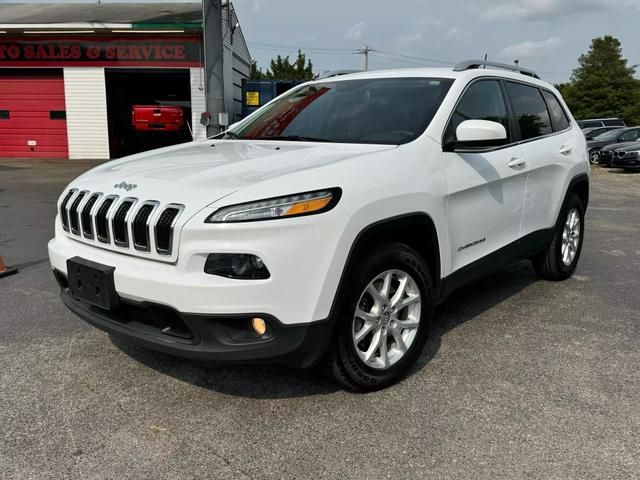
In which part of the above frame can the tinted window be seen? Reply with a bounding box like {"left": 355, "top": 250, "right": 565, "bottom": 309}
{"left": 580, "top": 121, "right": 603, "bottom": 128}
{"left": 0, "top": 110, "right": 9, "bottom": 120}
{"left": 542, "top": 91, "right": 570, "bottom": 131}
{"left": 603, "top": 119, "right": 625, "bottom": 127}
{"left": 506, "top": 82, "right": 552, "bottom": 140}
{"left": 229, "top": 77, "right": 454, "bottom": 145}
{"left": 620, "top": 128, "right": 640, "bottom": 142}
{"left": 445, "top": 80, "right": 509, "bottom": 145}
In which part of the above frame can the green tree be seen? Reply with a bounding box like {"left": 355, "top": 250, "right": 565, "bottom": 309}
{"left": 250, "top": 50, "right": 315, "bottom": 81}
{"left": 563, "top": 36, "right": 640, "bottom": 124}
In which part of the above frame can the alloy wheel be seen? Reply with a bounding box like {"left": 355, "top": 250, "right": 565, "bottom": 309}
{"left": 352, "top": 269, "right": 422, "bottom": 370}
{"left": 561, "top": 208, "right": 581, "bottom": 266}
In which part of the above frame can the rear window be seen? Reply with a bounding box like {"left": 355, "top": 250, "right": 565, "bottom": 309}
{"left": 506, "top": 82, "right": 552, "bottom": 141}
{"left": 542, "top": 91, "right": 571, "bottom": 131}
{"left": 579, "top": 121, "right": 603, "bottom": 129}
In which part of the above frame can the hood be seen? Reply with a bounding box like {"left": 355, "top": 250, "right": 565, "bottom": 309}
{"left": 70, "top": 139, "right": 396, "bottom": 209}
{"left": 601, "top": 141, "right": 637, "bottom": 152}
{"left": 615, "top": 142, "right": 640, "bottom": 152}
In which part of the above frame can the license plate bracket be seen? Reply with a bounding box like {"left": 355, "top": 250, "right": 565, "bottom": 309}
{"left": 67, "top": 257, "right": 119, "bottom": 311}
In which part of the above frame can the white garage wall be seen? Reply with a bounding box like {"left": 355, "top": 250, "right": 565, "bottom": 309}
{"left": 63, "top": 68, "right": 110, "bottom": 159}
{"left": 190, "top": 68, "right": 207, "bottom": 141}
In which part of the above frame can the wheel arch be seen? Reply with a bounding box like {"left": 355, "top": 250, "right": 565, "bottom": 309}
{"left": 567, "top": 173, "right": 590, "bottom": 210}
{"left": 330, "top": 213, "right": 442, "bottom": 318}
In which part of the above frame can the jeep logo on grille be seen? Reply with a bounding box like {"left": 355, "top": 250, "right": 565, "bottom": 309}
{"left": 114, "top": 181, "right": 138, "bottom": 192}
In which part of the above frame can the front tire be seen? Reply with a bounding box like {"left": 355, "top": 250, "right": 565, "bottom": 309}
{"left": 589, "top": 149, "right": 600, "bottom": 165}
{"left": 532, "top": 193, "right": 585, "bottom": 281}
{"left": 324, "top": 243, "right": 433, "bottom": 392}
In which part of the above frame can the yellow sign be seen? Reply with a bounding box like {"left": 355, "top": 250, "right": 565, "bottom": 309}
{"left": 246, "top": 91, "right": 260, "bottom": 106}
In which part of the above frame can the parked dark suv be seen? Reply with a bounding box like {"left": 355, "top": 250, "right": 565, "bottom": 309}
{"left": 587, "top": 127, "right": 640, "bottom": 164}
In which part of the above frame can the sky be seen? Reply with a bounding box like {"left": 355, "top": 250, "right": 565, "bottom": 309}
{"left": 230, "top": 0, "right": 640, "bottom": 83}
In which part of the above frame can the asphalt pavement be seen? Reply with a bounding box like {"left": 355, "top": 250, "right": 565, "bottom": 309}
{"left": 1, "top": 159, "right": 639, "bottom": 479}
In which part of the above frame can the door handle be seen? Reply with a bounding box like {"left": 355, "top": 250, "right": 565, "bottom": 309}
{"left": 508, "top": 157, "right": 526, "bottom": 169}
{"left": 559, "top": 145, "right": 573, "bottom": 155}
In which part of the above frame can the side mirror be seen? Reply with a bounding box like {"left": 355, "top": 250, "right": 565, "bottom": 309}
{"left": 456, "top": 119, "right": 507, "bottom": 144}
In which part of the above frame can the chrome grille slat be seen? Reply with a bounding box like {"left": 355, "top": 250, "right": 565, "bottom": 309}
{"left": 69, "top": 191, "right": 88, "bottom": 235}
{"left": 112, "top": 199, "right": 136, "bottom": 247}
{"left": 96, "top": 196, "right": 117, "bottom": 243}
{"left": 60, "top": 189, "right": 184, "bottom": 258}
{"left": 155, "top": 205, "right": 184, "bottom": 256}
{"left": 132, "top": 202, "right": 158, "bottom": 252}
{"left": 59, "top": 189, "right": 77, "bottom": 232}
{"left": 81, "top": 193, "right": 100, "bottom": 239}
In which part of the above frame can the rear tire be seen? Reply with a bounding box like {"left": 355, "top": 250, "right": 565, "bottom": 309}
{"left": 532, "top": 193, "right": 585, "bottom": 281}
{"left": 324, "top": 243, "right": 433, "bottom": 392}
{"left": 589, "top": 149, "right": 600, "bottom": 165}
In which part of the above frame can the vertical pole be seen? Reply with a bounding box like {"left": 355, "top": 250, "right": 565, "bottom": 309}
{"left": 364, "top": 46, "right": 369, "bottom": 71}
{"left": 202, "top": 0, "right": 225, "bottom": 136}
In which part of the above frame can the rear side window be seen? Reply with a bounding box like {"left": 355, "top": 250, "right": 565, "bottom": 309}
{"left": 580, "top": 121, "right": 603, "bottom": 128}
{"left": 506, "top": 82, "right": 552, "bottom": 140}
{"left": 542, "top": 91, "right": 571, "bottom": 131}
{"left": 603, "top": 119, "right": 625, "bottom": 127}
{"left": 445, "top": 79, "right": 510, "bottom": 145}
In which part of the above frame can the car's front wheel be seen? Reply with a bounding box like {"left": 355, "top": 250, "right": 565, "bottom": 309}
{"left": 325, "top": 243, "right": 433, "bottom": 392}
{"left": 589, "top": 149, "right": 600, "bottom": 164}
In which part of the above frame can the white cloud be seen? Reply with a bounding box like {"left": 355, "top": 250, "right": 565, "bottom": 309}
{"left": 481, "top": 0, "right": 640, "bottom": 21}
{"left": 499, "top": 37, "right": 561, "bottom": 58}
{"left": 344, "top": 22, "right": 367, "bottom": 41}
{"left": 446, "top": 27, "right": 471, "bottom": 40}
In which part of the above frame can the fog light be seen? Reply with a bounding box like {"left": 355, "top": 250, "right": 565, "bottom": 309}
{"left": 252, "top": 317, "right": 267, "bottom": 336}
{"left": 204, "top": 254, "right": 270, "bottom": 280}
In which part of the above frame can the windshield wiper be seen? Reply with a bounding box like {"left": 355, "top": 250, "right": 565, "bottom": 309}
{"left": 255, "top": 135, "right": 334, "bottom": 143}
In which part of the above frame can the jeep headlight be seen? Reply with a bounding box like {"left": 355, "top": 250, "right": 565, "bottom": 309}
{"left": 206, "top": 188, "right": 341, "bottom": 223}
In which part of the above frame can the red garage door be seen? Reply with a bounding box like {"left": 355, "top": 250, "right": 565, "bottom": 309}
{"left": 0, "top": 70, "right": 69, "bottom": 159}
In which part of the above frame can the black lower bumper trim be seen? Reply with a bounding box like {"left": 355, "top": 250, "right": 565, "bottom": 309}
{"left": 59, "top": 283, "right": 333, "bottom": 369}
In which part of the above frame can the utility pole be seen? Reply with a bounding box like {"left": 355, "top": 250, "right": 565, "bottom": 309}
{"left": 356, "top": 45, "right": 374, "bottom": 71}
{"left": 202, "top": 0, "right": 225, "bottom": 136}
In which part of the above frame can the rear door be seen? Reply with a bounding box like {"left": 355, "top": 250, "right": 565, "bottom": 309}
{"left": 511, "top": 83, "right": 577, "bottom": 237}
{"left": 442, "top": 79, "right": 527, "bottom": 274}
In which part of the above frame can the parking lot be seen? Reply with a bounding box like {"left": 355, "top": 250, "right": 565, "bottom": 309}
{"left": 1, "top": 159, "right": 639, "bottom": 479}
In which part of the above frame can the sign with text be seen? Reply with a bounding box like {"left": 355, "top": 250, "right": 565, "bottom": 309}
{"left": 0, "top": 36, "right": 202, "bottom": 67}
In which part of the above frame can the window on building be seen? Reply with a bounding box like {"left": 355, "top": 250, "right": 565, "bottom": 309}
{"left": 506, "top": 82, "right": 552, "bottom": 140}
{"left": 50, "top": 111, "right": 66, "bottom": 120}
{"left": 0, "top": 110, "right": 9, "bottom": 120}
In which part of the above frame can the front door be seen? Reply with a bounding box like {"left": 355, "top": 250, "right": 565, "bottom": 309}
{"left": 442, "top": 79, "right": 527, "bottom": 274}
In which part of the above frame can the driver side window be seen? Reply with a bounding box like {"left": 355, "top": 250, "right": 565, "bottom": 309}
{"left": 445, "top": 80, "right": 510, "bottom": 146}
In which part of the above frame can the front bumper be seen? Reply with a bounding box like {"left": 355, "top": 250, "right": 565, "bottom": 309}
{"left": 612, "top": 156, "right": 640, "bottom": 170}
{"left": 56, "top": 272, "right": 333, "bottom": 368}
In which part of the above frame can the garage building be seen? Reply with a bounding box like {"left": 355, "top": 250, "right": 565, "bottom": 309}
{"left": 0, "top": 1, "right": 251, "bottom": 160}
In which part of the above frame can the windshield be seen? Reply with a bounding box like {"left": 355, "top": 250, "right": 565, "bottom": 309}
{"left": 595, "top": 129, "right": 625, "bottom": 140}
{"left": 224, "top": 77, "right": 454, "bottom": 145}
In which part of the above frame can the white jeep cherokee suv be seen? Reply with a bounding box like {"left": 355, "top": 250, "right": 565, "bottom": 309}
{"left": 49, "top": 60, "right": 590, "bottom": 391}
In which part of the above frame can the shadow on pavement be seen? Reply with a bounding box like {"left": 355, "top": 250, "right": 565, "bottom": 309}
{"left": 112, "top": 260, "right": 538, "bottom": 398}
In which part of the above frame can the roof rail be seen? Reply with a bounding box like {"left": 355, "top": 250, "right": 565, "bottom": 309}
{"left": 453, "top": 60, "right": 540, "bottom": 79}
{"left": 315, "top": 69, "right": 362, "bottom": 80}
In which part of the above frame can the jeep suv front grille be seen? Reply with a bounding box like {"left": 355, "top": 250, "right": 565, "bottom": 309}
{"left": 60, "top": 189, "right": 184, "bottom": 258}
